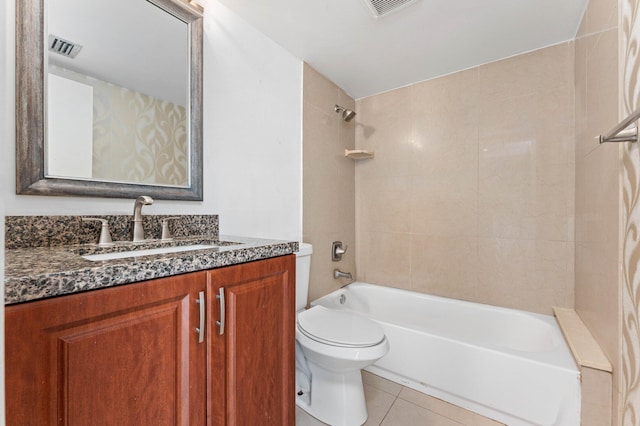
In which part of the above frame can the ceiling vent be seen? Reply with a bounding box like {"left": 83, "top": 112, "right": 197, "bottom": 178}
{"left": 361, "top": 0, "right": 421, "bottom": 18}
{"left": 48, "top": 35, "right": 82, "bottom": 58}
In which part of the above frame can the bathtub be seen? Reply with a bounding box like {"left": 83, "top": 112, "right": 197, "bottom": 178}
{"left": 312, "top": 282, "right": 580, "bottom": 426}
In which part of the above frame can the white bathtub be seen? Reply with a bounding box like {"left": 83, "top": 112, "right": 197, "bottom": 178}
{"left": 312, "top": 282, "right": 580, "bottom": 426}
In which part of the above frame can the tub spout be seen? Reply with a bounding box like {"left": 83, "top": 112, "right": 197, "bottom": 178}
{"left": 334, "top": 269, "right": 352, "bottom": 280}
{"left": 334, "top": 269, "right": 354, "bottom": 288}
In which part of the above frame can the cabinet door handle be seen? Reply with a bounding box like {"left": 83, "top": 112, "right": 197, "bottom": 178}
{"left": 195, "top": 291, "right": 205, "bottom": 343}
{"left": 215, "top": 288, "right": 225, "bottom": 335}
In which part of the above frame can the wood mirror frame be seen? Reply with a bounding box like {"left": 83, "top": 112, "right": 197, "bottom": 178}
{"left": 15, "top": 0, "right": 203, "bottom": 200}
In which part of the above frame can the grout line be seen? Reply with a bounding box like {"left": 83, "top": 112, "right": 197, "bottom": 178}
{"left": 377, "top": 392, "right": 400, "bottom": 425}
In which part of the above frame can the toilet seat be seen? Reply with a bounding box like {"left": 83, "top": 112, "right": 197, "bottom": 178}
{"left": 297, "top": 305, "right": 385, "bottom": 348}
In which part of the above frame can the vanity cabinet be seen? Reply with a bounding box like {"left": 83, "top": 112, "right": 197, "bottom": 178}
{"left": 5, "top": 255, "right": 295, "bottom": 426}
{"left": 206, "top": 255, "right": 296, "bottom": 426}
{"left": 5, "top": 272, "right": 207, "bottom": 426}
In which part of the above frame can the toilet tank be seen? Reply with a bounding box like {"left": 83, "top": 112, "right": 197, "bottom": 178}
{"left": 295, "top": 243, "right": 313, "bottom": 311}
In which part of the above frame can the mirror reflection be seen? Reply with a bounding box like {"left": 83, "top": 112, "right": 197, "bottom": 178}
{"left": 45, "top": 0, "right": 190, "bottom": 187}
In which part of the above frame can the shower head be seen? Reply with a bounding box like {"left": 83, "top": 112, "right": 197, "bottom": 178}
{"left": 343, "top": 109, "right": 356, "bottom": 122}
{"left": 335, "top": 105, "right": 356, "bottom": 122}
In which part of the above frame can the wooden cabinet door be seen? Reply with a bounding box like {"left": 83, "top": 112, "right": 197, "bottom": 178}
{"left": 5, "top": 272, "right": 207, "bottom": 426}
{"left": 207, "top": 255, "right": 295, "bottom": 426}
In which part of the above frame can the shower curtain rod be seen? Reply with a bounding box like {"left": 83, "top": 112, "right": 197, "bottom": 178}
{"left": 599, "top": 106, "right": 640, "bottom": 143}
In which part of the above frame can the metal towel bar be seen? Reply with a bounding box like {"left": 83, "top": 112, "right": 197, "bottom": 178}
{"left": 599, "top": 106, "right": 640, "bottom": 143}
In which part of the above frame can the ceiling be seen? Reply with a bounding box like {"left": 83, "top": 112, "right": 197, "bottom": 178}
{"left": 215, "top": 0, "right": 588, "bottom": 99}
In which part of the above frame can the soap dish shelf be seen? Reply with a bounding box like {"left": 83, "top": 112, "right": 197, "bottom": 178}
{"left": 345, "top": 149, "right": 375, "bottom": 160}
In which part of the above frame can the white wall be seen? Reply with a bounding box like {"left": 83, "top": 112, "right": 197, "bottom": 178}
{"left": 1, "top": 0, "right": 303, "bottom": 241}
{"left": 0, "top": 2, "right": 7, "bottom": 425}
{"left": 47, "top": 73, "right": 94, "bottom": 179}
{"left": 1, "top": 0, "right": 8, "bottom": 421}
{"left": 1, "top": 1, "right": 303, "bottom": 422}
{"left": 203, "top": 2, "right": 303, "bottom": 240}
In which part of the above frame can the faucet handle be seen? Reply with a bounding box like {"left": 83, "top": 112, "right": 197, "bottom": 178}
{"left": 82, "top": 217, "right": 114, "bottom": 246}
{"left": 331, "top": 241, "right": 348, "bottom": 261}
{"left": 160, "top": 217, "right": 180, "bottom": 241}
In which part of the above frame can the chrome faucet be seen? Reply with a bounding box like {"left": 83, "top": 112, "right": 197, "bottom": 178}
{"left": 333, "top": 269, "right": 353, "bottom": 280}
{"left": 334, "top": 269, "right": 355, "bottom": 288}
{"left": 132, "top": 196, "right": 153, "bottom": 242}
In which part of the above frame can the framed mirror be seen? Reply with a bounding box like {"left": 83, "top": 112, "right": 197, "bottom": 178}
{"left": 16, "top": 0, "right": 203, "bottom": 200}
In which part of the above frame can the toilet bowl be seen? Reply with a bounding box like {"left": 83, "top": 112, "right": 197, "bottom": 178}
{"left": 294, "top": 244, "right": 389, "bottom": 426}
{"left": 297, "top": 306, "right": 389, "bottom": 373}
{"left": 296, "top": 306, "right": 389, "bottom": 425}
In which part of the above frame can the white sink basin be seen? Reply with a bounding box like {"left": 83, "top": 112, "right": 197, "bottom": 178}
{"left": 82, "top": 244, "right": 219, "bottom": 262}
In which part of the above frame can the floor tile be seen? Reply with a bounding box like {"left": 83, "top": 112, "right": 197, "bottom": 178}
{"left": 296, "top": 372, "right": 502, "bottom": 425}
{"left": 381, "top": 398, "right": 463, "bottom": 426}
{"left": 398, "top": 387, "right": 503, "bottom": 425}
{"left": 363, "top": 384, "right": 397, "bottom": 425}
{"left": 362, "top": 371, "right": 403, "bottom": 397}
{"left": 296, "top": 405, "right": 328, "bottom": 426}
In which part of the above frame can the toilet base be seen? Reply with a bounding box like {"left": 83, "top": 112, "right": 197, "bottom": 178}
{"left": 295, "top": 359, "right": 368, "bottom": 426}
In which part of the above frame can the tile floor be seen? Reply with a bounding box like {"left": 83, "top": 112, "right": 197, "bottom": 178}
{"left": 295, "top": 371, "right": 504, "bottom": 426}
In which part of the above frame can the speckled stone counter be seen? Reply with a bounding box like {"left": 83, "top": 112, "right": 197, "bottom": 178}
{"left": 6, "top": 214, "right": 220, "bottom": 249}
{"left": 5, "top": 215, "right": 298, "bottom": 305}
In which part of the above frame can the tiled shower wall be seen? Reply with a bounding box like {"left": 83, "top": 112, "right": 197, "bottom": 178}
{"left": 620, "top": 0, "right": 640, "bottom": 421}
{"left": 302, "top": 64, "right": 356, "bottom": 304}
{"left": 574, "top": 0, "right": 620, "bottom": 421}
{"left": 354, "top": 43, "right": 576, "bottom": 315}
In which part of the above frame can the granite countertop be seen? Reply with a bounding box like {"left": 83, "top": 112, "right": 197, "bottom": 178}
{"left": 5, "top": 235, "right": 298, "bottom": 305}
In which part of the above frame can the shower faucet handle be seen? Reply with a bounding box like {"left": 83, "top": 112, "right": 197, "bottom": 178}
{"left": 332, "top": 241, "right": 348, "bottom": 261}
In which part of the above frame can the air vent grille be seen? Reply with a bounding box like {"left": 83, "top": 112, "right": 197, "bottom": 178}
{"left": 362, "top": 0, "right": 420, "bottom": 17}
{"left": 48, "top": 35, "right": 82, "bottom": 58}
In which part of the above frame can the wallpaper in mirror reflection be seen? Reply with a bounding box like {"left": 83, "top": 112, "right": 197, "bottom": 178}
{"left": 46, "top": 66, "right": 188, "bottom": 187}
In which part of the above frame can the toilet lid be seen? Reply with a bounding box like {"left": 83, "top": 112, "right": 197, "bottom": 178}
{"left": 297, "top": 306, "right": 385, "bottom": 347}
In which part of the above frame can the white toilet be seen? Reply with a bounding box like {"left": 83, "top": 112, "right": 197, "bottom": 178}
{"left": 295, "top": 243, "right": 389, "bottom": 426}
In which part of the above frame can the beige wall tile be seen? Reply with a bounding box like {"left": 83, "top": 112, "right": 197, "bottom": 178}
{"left": 575, "top": 238, "right": 619, "bottom": 366}
{"left": 574, "top": 147, "right": 620, "bottom": 245}
{"left": 477, "top": 85, "right": 574, "bottom": 242}
{"left": 410, "top": 235, "right": 479, "bottom": 301}
{"left": 581, "top": 29, "right": 618, "bottom": 159}
{"left": 478, "top": 160, "right": 572, "bottom": 242}
{"left": 303, "top": 64, "right": 357, "bottom": 303}
{"left": 575, "top": 36, "right": 588, "bottom": 155}
{"left": 573, "top": 5, "right": 620, "bottom": 421}
{"left": 304, "top": 63, "right": 345, "bottom": 115}
{"left": 409, "top": 70, "right": 479, "bottom": 180}
{"left": 410, "top": 115, "right": 478, "bottom": 186}
{"left": 581, "top": 368, "right": 613, "bottom": 426}
{"left": 411, "top": 175, "right": 477, "bottom": 238}
{"left": 358, "top": 175, "right": 411, "bottom": 234}
{"left": 356, "top": 231, "right": 411, "bottom": 289}
{"left": 477, "top": 43, "right": 573, "bottom": 104}
{"left": 410, "top": 68, "right": 479, "bottom": 117}
{"left": 574, "top": 106, "right": 620, "bottom": 369}
{"left": 565, "top": 240, "right": 575, "bottom": 309}
{"left": 585, "top": 0, "right": 618, "bottom": 35}
{"left": 478, "top": 238, "right": 573, "bottom": 314}
{"left": 355, "top": 88, "right": 414, "bottom": 182}
{"left": 304, "top": 231, "right": 356, "bottom": 303}
{"left": 338, "top": 89, "right": 355, "bottom": 109}
{"left": 354, "top": 44, "right": 575, "bottom": 314}
{"left": 479, "top": 87, "right": 575, "bottom": 166}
